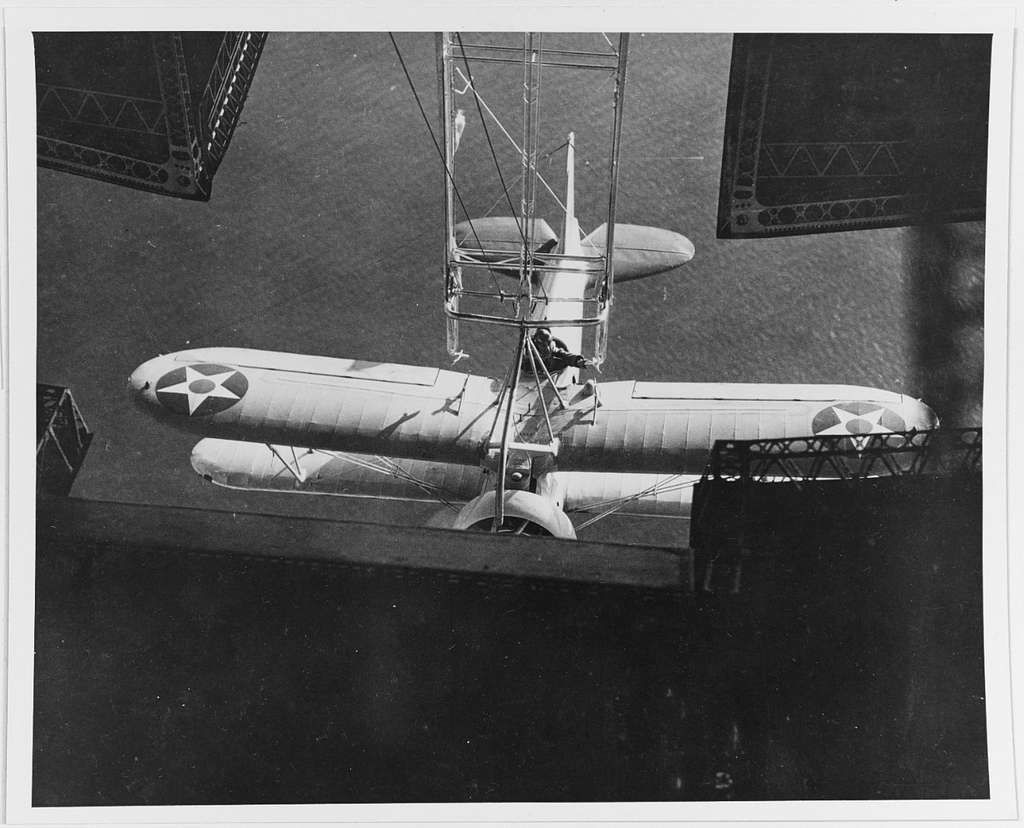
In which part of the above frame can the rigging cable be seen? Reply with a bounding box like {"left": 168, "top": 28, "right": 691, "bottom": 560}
{"left": 451, "top": 66, "right": 568, "bottom": 216}
{"left": 476, "top": 137, "right": 574, "bottom": 222}
{"left": 454, "top": 33, "right": 526, "bottom": 247}
{"left": 387, "top": 33, "right": 505, "bottom": 299}
{"left": 452, "top": 37, "right": 552, "bottom": 311}
{"left": 570, "top": 476, "right": 699, "bottom": 530}
{"left": 320, "top": 449, "right": 463, "bottom": 510}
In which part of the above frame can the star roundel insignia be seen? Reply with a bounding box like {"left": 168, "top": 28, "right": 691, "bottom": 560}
{"left": 811, "top": 401, "right": 906, "bottom": 437}
{"left": 155, "top": 363, "right": 248, "bottom": 416}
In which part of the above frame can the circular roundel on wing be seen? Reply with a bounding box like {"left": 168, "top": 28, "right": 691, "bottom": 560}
{"left": 811, "top": 401, "right": 906, "bottom": 436}
{"left": 155, "top": 363, "right": 248, "bottom": 417}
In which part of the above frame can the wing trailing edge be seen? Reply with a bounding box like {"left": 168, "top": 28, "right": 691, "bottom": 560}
{"left": 581, "top": 223, "right": 695, "bottom": 282}
{"left": 454, "top": 217, "right": 559, "bottom": 260}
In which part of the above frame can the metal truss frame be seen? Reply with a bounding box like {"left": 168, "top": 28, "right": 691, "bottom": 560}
{"left": 437, "top": 32, "right": 629, "bottom": 345}
{"left": 701, "top": 428, "right": 982, "bottom": 485}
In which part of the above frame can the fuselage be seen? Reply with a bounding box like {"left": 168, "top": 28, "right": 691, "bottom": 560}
{"left": 129, "top": 347, "right": 939, "bottom": 476}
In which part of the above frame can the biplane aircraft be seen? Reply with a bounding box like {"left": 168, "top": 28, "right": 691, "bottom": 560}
{"left": 128, "top": 33, "right": 938, "bottom": 539}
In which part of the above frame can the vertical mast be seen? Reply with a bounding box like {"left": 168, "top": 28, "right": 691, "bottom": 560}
{"left": 437, "top": 33, "right": 459, "bottom": 354}
{"left": 601, "top": 33, "right": 630, "bottom": 307}
{"left": 518, "top": 33, "right": 543, "bottom": 319}
{"left": 437, "top": 33, "right": 455, "bottom": 274}
{"left": 593, "top": 33, "right": 629, "bottom": 367}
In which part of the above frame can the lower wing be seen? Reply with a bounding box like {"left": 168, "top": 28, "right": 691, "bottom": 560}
{"left": 189, "top": 438, "right": 699, "bottom": 529}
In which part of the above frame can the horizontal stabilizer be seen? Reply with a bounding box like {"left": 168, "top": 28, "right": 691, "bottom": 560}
{"left": 454, "top": 217, "right": 558, "bottom": 259}
{"left": 581, "top": 223, "right": 695, "bottom": 283}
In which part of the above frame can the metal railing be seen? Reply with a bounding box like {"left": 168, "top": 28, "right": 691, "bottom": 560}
{"left": 701, "top": 428, "right": 981, "bottom": 484}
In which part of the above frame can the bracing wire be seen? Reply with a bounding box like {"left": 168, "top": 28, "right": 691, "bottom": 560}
{"left": 524, "top": 336, "right": 556, "bottom": 443}
{"left": 387, "top": 33, "right": 505, "bottom": 299}
{"left": 568, "top": 475, "right": 700, "bottom": 513}
{"left": 371, "top": 455, "right": 463, "bottom": 510}
{"left": 454, "top": 33, "right": 527, "bottom": 248}
{"left": 569, "top": 475, "right": 700, "bottom": 530}
{"left": 452, "top": 37, "right": 552, "bottom": 310}
{"left": 320, "top": 449, "right": 464, "bottom": 511}
{"left": 451, "top": 66, "right": 568, "bottom": 217}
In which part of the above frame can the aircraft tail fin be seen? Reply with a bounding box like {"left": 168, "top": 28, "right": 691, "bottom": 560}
{"left": 561, "top": 131, "right": 582, "bottom": 257}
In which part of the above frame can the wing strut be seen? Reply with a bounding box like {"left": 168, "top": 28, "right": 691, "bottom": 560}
{"left": 267, "top": 444, "right": 310, "bottom": 483}
{"left": 493, "top": 327, "right": 527, "bottom": 529}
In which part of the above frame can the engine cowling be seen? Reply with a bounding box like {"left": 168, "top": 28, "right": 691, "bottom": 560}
{"left": 449, "top": 490, "right": 576, "bottom": 539}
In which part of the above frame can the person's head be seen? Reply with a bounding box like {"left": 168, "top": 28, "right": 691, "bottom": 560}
{"left": 535, "top": 327, "right": 551, "bottom": 342}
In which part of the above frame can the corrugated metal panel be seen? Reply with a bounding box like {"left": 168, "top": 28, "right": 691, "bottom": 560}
{"left": 756, "top": 409, "right": 787, "bottom": 439}
{"left": 709, "top": 410, "right": 739, "bottom": 445}
{"left": 735, "top": 411, "right": 762, "bottom": 441}
{"left": 263, "top": 381, "right": 296, "bottom": 428}
{"left": 686, "top": 410, "right": 711, "bottom": 455}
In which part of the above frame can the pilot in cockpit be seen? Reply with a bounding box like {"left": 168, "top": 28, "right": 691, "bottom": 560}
{"left": 524, "top": 327, "right": 590, "bottom": 374}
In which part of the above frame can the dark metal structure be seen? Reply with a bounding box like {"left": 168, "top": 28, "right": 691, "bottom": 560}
{"left": 36, "top": 384, "right": 93, "bottom": 496}
{"left": 682, "top": 428, "right": 986, "bottom": 799}
{"left": 35, "top": 32, "right": 266, "bottom": 200}
{"left": 690, "top": 427, "right": 983, "bottom": 590}
{"left": 717, "top": 34, "right": 990, "bottom": 238}
{"left": 699, "top": 427, "right": 981, "bottom": 485}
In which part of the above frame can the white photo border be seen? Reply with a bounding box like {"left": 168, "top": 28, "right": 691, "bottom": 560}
{"left": 4, "top": 1, "right": 1018, "bottom": 824}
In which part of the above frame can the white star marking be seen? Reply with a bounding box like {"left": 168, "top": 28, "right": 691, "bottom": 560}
{"left": 815, "top": 405, "right": 894, "bottom": 437}
{"left": 158, "top": 366, "right": 241, "bottom": 415}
